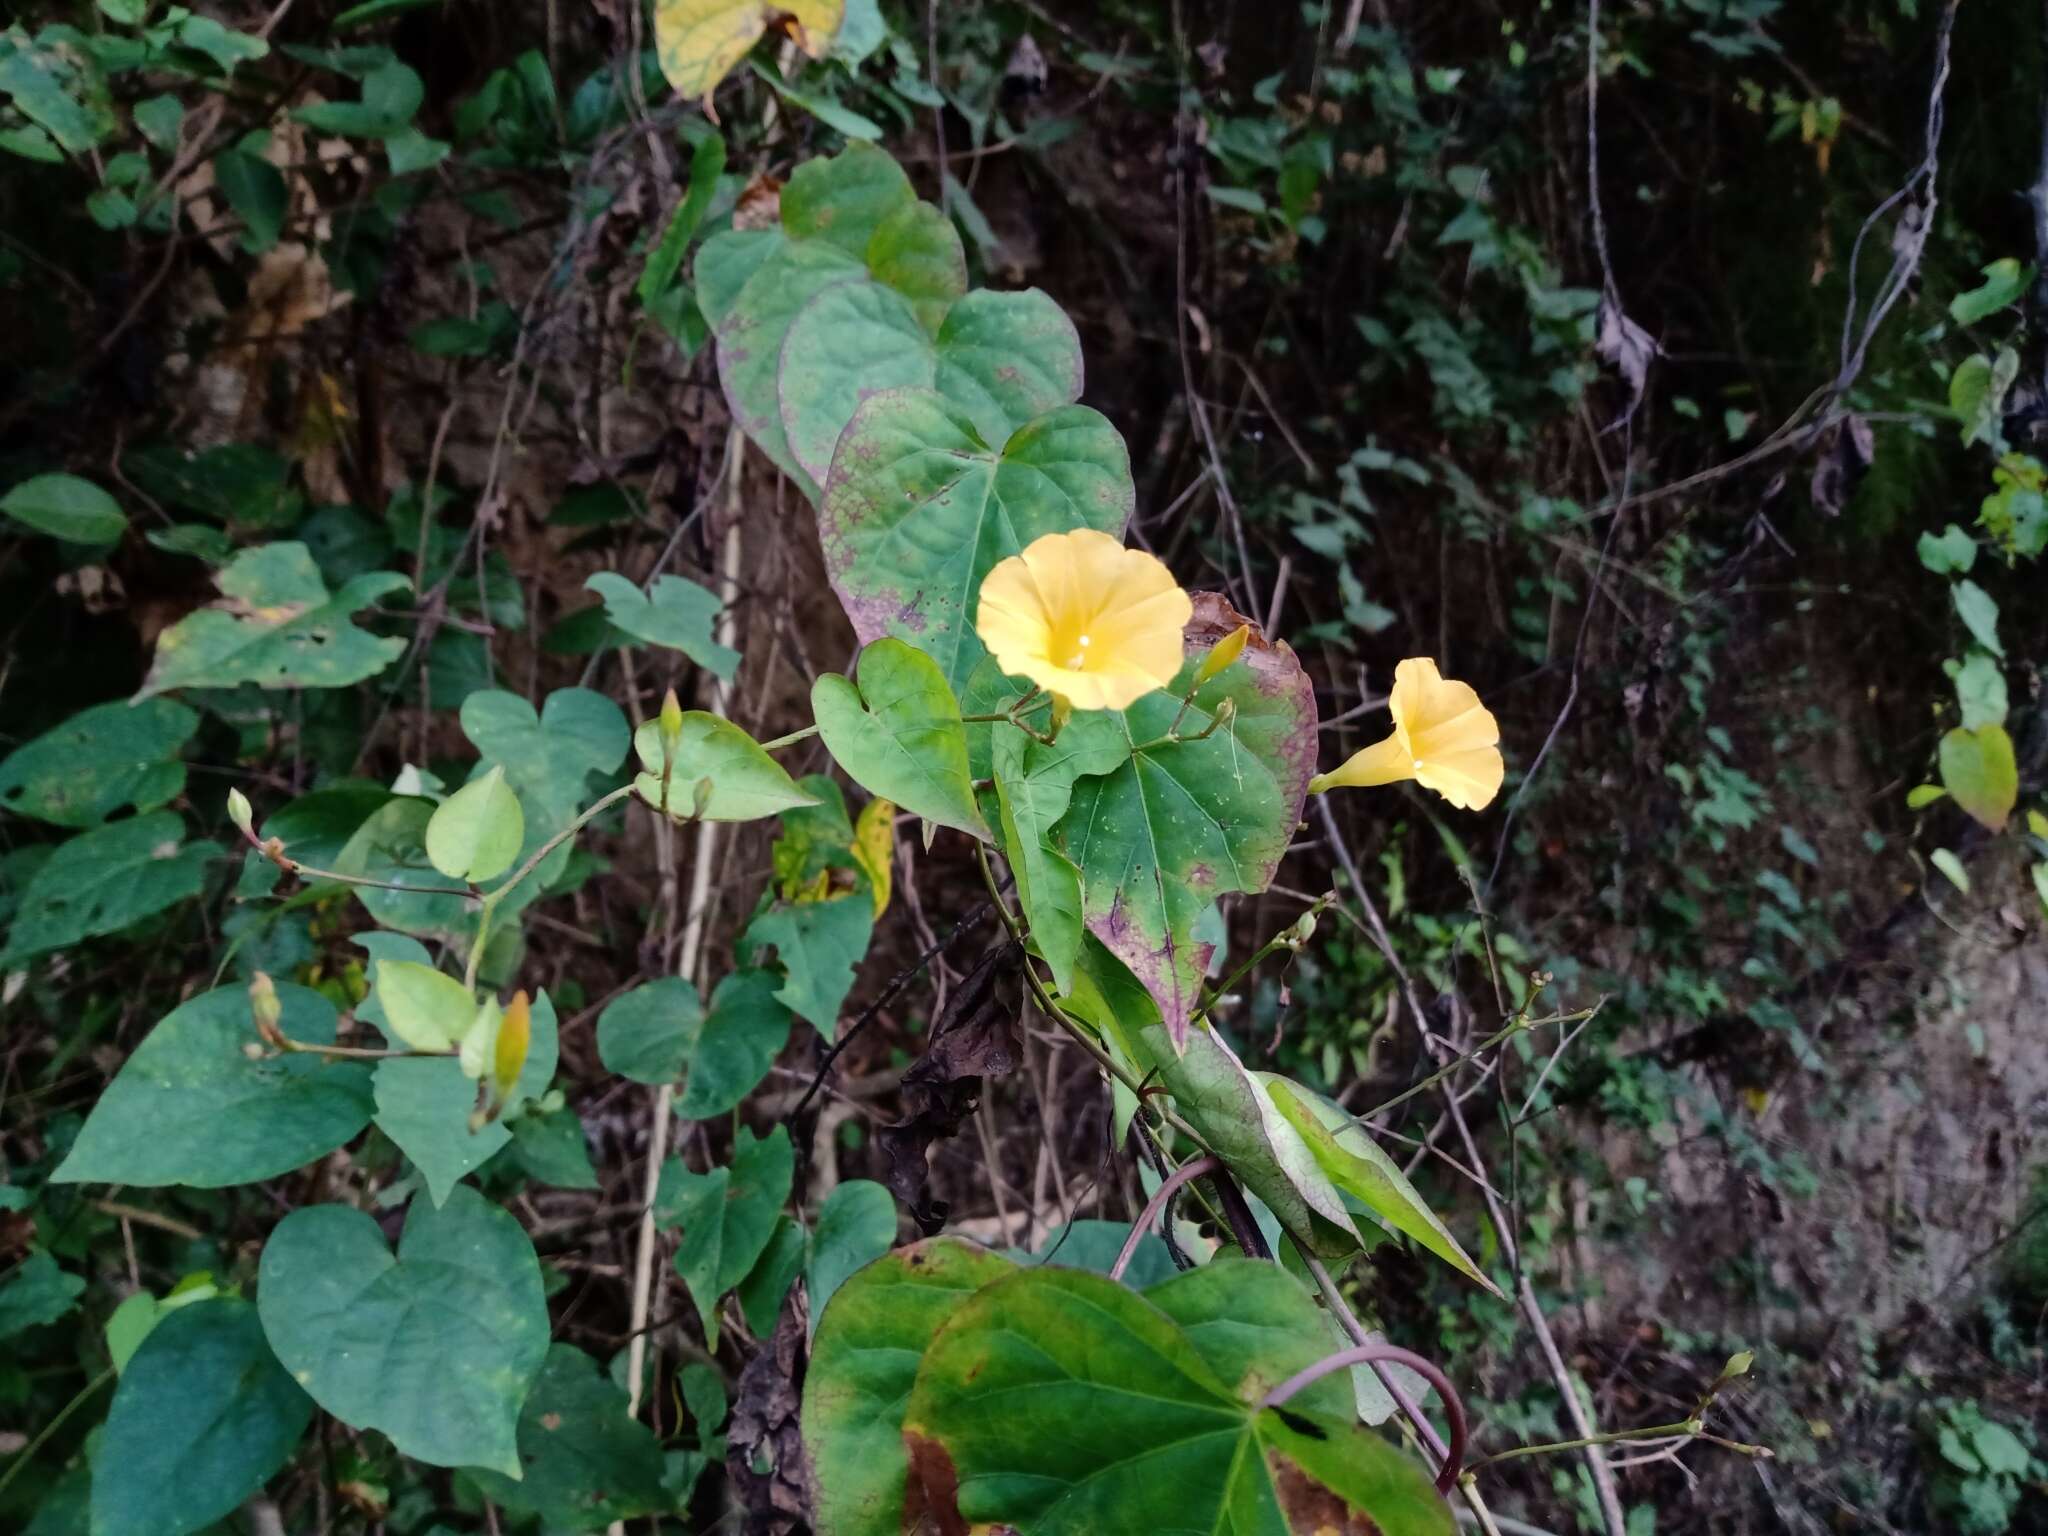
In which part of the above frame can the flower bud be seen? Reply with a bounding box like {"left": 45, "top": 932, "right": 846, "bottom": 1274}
{"left": 659, "top": 688, "right": 685, "bottom": 759}
{"left": 227, "top": 788, "right": 256, "bottom": 840}
{"left": 1192, "top": 623, "right": 1251, "bottom": 689}
{"left": 249, "top": 971, "right": 285, "bottom": 1049}
{"left": 493, "top": 990, "right": 531, "bottom": 1106}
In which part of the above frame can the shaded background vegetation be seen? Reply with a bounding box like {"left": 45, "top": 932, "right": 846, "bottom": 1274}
{"left": 3, "top": 0, "right": 2046, "bottom": 1531}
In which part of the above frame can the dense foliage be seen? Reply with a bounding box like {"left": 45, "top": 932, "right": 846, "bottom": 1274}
{"left": 1, "top": 2, "right": 2044, "bottom": 1534}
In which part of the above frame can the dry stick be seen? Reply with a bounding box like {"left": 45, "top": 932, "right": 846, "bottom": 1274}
{"left": 1318, "top": 797, "right": 1624, "bottom": 1533}
{"left": 622, "top": 431, "right": 746, "bottom": 1428}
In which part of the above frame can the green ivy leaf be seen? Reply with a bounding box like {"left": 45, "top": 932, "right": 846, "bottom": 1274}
{"left": 470, "top": 1344, "right": 670, "bottom": 1526}
{"left": 1056, "top": 596, "right": 1316, "bottom": 1043}
{"left": 598, "top": 972, "right": 794, "bottom": 1119}
{"left": 0, "top": 1250, "right": 83, "bottom": 1340}
{"left": 92, "top": 1299, "right": 312, "bottom": 1536}
{"left": 814, "top": 638, "right": 989, "bottom": 840}
{"left": 292, "top": 60, "right": 423, "bottom": 137}
{"left": 137, "top": 542, "right": 408, "bottom": 696}
{"left": 0, "top": 472, "right": 127, "bottom": 544}
{"left": 53, "top": 982, "right": 374, "bottom": 1188}
{"left": 630, "top": 714, "right": 818, "bottom": 822}
{"left": 257, "top": 1186, "right": 549, "bottom": 1477}
{"left": 656, "top": 1126, "right": 794, "bottom": 1344}
{"left": 586, "top": 572, "right": 740, "bottom": 679}
{"left": 820, "top": 389, "right": 1134, "bottom": 693}
{"left": 0, "top": 810, "right": 217, "bottom": 969}
{"left": 735, "top": 1216, "right": 810, "bottom": 1338}
{"left": 1262, "top": 1076, "right": 1498, "bottom": 1294}
{"left": 902, "top": 1266, "right": 1452, "bottom": 1536}
{"left": 745, "top": 891, "right": 872, "bottom": 1036}
{"left": 804, "top": 1179, "right": 897, "bottom": 1328}
{"left": 212, "top": 146, "right": 286, "bottom": 253}
{"left": 424, "top": 764, "right": 524, "bottom": 883}
{"left": 1939, "top": 723, "right": 2018, "bottom": 831}
{"left": 509, "top": 1104, "right": 598, "bottom": 1190}
{"left": 0, "top": 697, "right": 196, "bottom": 827}
{"left": 373, "top": 1056, "right": 506, "bottom": 1206}
{"left": 801, "top": 1237, "right": 1017, "bottom": 1536}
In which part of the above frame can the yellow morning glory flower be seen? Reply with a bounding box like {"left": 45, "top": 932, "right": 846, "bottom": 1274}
{"left": 1309, "top": 657, "right": 1503, "bottom": 810}
{"left": 974, "top": 530, "right": 1193, "bottom": 712}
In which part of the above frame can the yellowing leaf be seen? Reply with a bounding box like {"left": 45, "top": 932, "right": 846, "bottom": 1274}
{"left": 1938, "top": 724, "right": 2018, "bottom": 831}
{"left": 493, "top": 991, "right": 531, "bottom": 1104}
{"left": 654, "top": 0, "right": 843, "bottom": 104}
{"left": 852, "top": 797, "right": 894, "bottom": 916}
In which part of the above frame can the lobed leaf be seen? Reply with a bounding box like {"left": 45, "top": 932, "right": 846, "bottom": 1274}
{"left": 813, "top": 637, "right": 989, "bottom": 840}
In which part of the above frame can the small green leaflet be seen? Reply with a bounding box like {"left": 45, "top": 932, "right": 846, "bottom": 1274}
{"left": 587, "top": 571, "right": 739, "bottom": 678}
{"left": 745, "top": 891, "right": 872, "bottom": 1036}
{"left": 803, "top": 1179, "right": 897, "bottom": 1329}
{"left": 0, "top": 1250, "right": 83, "bottom": 1340}
{"left": 656, "top": 1125, "right": 793, "bottom": 1343}
{"left": 630, "top": 714, "right": 817, "bottom": 823}
{"left": 1950, "top": 258, "right": 2032, "bottom": 327}
{"left": 370, "top": 957, "right": 476, "bottom": 1051}
{"left": 425, "top": 763, "right": 525, "bottom": 882}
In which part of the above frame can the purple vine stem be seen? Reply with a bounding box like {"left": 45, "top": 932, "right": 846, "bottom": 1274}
{"left": 1261, "top": 1343, "right": 1470, "bottom": 1495}
{"left": 1109, "top": 1154, "right": 1221, "bottom": 1280}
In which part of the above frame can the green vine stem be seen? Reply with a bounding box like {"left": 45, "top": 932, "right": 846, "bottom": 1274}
{"left": 461, "top": 782, "right": 637, "bottom": 990}
{"left": 0, "top": 1366, "right": 113, "bottom": 1504}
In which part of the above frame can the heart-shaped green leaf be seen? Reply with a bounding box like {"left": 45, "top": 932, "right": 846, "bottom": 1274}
{"left": 1262, "top": 1076, "right": 1498, "bottom": 1295}
{"left": 631, "top": 714, "right": 819, "bottom": 822}
{"left": 93, "top": 1299, "right": 312, "bottom": 1536}
{"left": 257, "top": 1185, "right": 549, "bottom": 1476}
{"left": 425, "top": 764, "right": 524, "bottom": 883}
{"left": 1055, "top": 595, "right": 1317, "bottom": 1044}
{"left": 1940, "top": 723, "right": 2018, "bottom": 830}
{"left": 655, "top": 1126, "right": 794, "bottom": 1343}
{"left": 53, "top": 982, "right": 373, "bottom": 1188}
{"left": 803, "top": 1178, "right": 898, "bottom": 1329}
{"left": 819, "top": 389, "right": 1134, "bottom": 694}
{"left": 802, "top": 1237, "right": 1018, "bottom": 1536}
{"left": 137, "top": 542, "right": 408, "bottom": 696}
{"left": 814, "top": 638, "right": 989, "bottom": 840}
{"left": 598, "top": 977, "right": 703, "bottom": 1085}
{"left": 461, "top": 688, "right": 631, "bottom": 912}
{"left": 903, "top": 1266, "right": 1451, "bottom": 1535}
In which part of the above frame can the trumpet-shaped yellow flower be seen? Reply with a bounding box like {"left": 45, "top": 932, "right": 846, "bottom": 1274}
{"left": 1309, "top": 657, "right": 1503, "bottom": 810}
{"left": 974, "top": 530, "right": 1193, "bottom": 712}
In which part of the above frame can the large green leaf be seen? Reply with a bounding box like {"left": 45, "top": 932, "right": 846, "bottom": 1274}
{"left": 813, "top": 637, "right": 989, "bottom": 839}
{"left": 630, "top": 714, "right": 819, "bottom": 822}
{"left": 698, "top": 142, "right": 965, "bottom": 494}
{"left": 903, "top": 1266, "right": 1451, "bottom": 1535}
{"left": 989, "top": 711, "right": 1129, "bottom": 992}
{"left": 1056, "top": 595, "right": 1317, "bottom": 1042}
{"left": 819, "top": 389, "right": 1133, "bottom": 694}
{"left": 137, "top": 542, "right": 408, "bottom": 695}
{"left": 655, "top": 1126, "right": 794, "bottom": 1342}
{"left": 92, "top": 1299, "right": 312, "bottom": 1536}
{"left": 469, "top": 1344, "right": 670, "bottom": 1529}
{"left": 0, "top": 698, "right": 197, "bottom": 828}
{"left": 745, "top": 890, "right": 872, "bottom": 1036}
{"left": 256, "top": 1185, "right": 549, "bottom": 1477}
{"left": 801, "top": 1238, "right": 1017, "bottom": 1536}
{"left": 0, "top": 810, "right": 217, "bottom": 968}
{"left": 54, "top": 982, "right": 373, "bottom": 1188}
